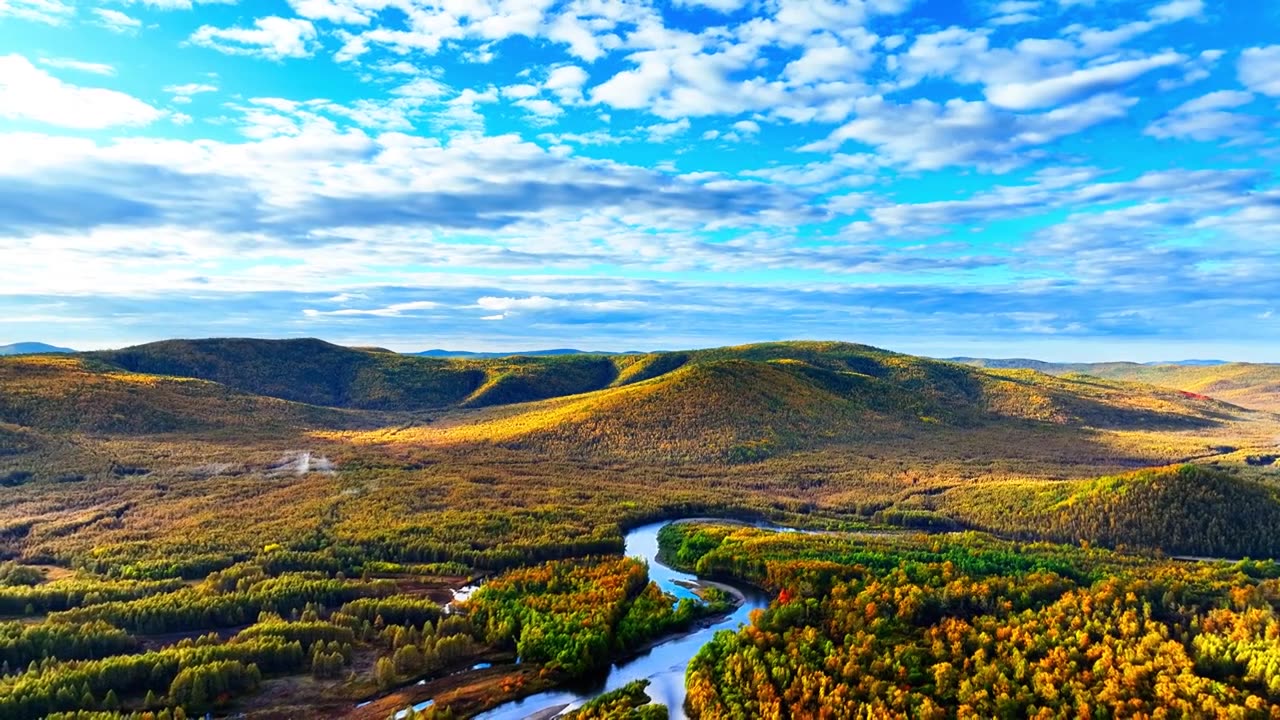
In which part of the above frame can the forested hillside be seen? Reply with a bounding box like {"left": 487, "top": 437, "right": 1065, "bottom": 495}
{"left": 0, "top": 355, "right": 353, "bottom": 436}
{"left": 0, "top": 338, "right": 1277, "bottom": 717}
{"left": 82, "top": 339, "right": 1259, "bottom": 426}
{"left": 937, "top": 465, "right": 1280, "bottom": 558}
{"left": 663, "top": 522, "right": 1280, "bottom": 719}
{"left": 957, "top": 357, "right": 1280, "bottom": 413}
{"left": 90, "top": 339, "right": 635, "bottom": 411}
{"left": 320, "top": 341, "right": 1258, "bottom": 462}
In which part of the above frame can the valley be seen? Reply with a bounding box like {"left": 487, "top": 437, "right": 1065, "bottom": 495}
{"left": 0, "top": 339, "right": 1278, "bottom": 718}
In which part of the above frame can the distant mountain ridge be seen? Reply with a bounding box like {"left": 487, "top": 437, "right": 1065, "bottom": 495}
{"left": 951, "top": 357, "right": 1280, "bottom": 413}
{"left": 0, "top": 342, "right": 74, "bottom": 356}
{"left": 0, "top": 337, "right": 1233, "bottom": 463}
{"left": 947, "top": 357, "right": 1229, "bottom": 370}
{"left": 414, "top": 348, "right": 636, "bottom": 358}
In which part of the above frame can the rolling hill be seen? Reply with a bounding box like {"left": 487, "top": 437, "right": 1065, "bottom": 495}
{"left": 317, "top": 341, "right": 1264, "bottom": 462}
{"left": 1, "top": 338, "right": 1272, "bottom": 468}
{"left": 414, "top": 348, "right": 631, "bottom": 358}
{"left": 80, "top": 338, "right": 1251, "bottom": 423}
{"left": 935, "top": 464, "right": 1280, "bottom": 559}
{"left": 0, "top": 337, "right": 1276, "bottom": 585}
{"left": 88, "top": 338, "right": 638, "bottom": 411}
{"left": 0, "top": 354, "right": 354, "bottom": 436}
{"left": 954, "top": 357, "right": 1280, "bottom": 413}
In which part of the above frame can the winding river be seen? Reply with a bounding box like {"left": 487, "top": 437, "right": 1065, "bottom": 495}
{"left": 473, "top": 519, "right": 773, "bottom": 720}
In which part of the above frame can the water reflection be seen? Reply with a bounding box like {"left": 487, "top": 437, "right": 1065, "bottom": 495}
{"left": 474, "top": 520, "right": 771, "bottom": 720}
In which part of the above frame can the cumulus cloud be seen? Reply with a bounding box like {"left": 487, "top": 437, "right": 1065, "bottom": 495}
{"left": 0, "top": 123, "right": 824, "bottom": 241}
{"left": 0, "top": 55, "right": 164, "bottom": 129}
{"left": 544, "top": 65, "right": 589, "bottom": 103}
{"left": 805, "top": 93, "right": 1133, "bottom": 170}
{"left": 1238, "top": 46, "right": 1280, "bottom": 96}
{"left": 189, "top": 17, "right": 319, "bottom": 60}
{"left": 0, "top": 0, "right": 72, "bottom": 25}
{"left": 91, "top": 8, "right": 142, "bottom": 33}
{"left": 286, "top": 0, "right": 375, "bottom": 25}
{"left": 164, "top": 83, "right": 219, "bottom": 103}
{"left": 1, "top": 0, "right": 1277, "bottom": 356}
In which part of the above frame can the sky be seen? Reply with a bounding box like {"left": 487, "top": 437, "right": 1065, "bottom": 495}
{"left": 0, "top": 0, "right": 1277, "bottom": 360}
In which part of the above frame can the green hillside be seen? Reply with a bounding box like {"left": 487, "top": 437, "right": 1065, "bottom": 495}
{"left": 89, "top": 338, "right": 636, "bottom": 411}
{"left": 84, "top": 339, "right": 1249, "bottom": 430}
{"left": 89, "top": 338, "right": 482, "bottom": 410}
{"left": 333, "top": 342, "right": 1256, "bottom": 463}
{"left": 1080, "top": 363, "right": 1280, "bottom": 414}
{"left": 956, "top": 357, "right": 1280, "bottom": 413}
{"left": 936, "top": 465, "right": 1280, "bottom": 558}
{"left": 0, "top": 355, "right": 352, "bottom": 436}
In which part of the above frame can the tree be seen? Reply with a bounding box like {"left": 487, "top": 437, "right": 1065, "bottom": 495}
{"left": 375, "top": 656, "right": 397, "bottom": 690}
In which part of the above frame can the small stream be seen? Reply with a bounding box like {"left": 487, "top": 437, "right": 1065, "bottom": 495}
{"left": 472, "top": 519, "right": 773, "bottom": 720}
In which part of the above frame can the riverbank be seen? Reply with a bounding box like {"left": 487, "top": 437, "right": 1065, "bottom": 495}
{"left": 475, "top": 518, "right": 780, "bottom": 720}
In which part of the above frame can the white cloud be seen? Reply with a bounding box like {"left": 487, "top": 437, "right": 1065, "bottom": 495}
{"left": 166, "top": 82, "right": 219, "bottom": 105}
{"left": 287, "top": 0, "right": 374, "bottom": 25}
{"left": 38, "top": 57, "right": 116, "bottom": 76}
{"left": 303, "top": 300, "right": 440, "bottom": 317}
{"left": 1158, "top": 49, "right": 1224, "bottom": 91}
{"left": 673, "top": 0, "right": 749, "bottom": 11}
{"left": 544, "top": 65, "right": 589, "bottom": 103}
{"left": 1174, "top": 90, "right": 1255, "bottom": 115}
{"left": 994, "top": 0, "right": 1039, "bottom": 12}
{"left": 0, "top": 122, "right": 823, "bottom": 283}
{"left": 165, "top": 82, "right": 219, "bottom": 97}
{"left": 808, "top": 93, "right": 1134, "bottom": 171}
{"left": 0, "top": 0, "right": 72, "bottom": 25}
{"left": 91, "top": 8, "right": 142, "bottom": 33}
{"left": 515, "top": 97, "right": 563, "bottom": 119}
{"left": 990, "top": 0, "right": 1040, "bottom": 25}
{"left": 475, "top": 296, "right": 642, "bottom": 314}
{"left": 1145, "top": 90, "right": 1258, "bottom": 142}
{"left": 1148, "top": 0, "right": 1203, "bottom": 22}
{"left": 189, "top": 17, "right": 319, "bottom": 60}
{"left": 131, "top": 0, "right": 237, "bottom": 8}
{"left": 393, "top": 76, "right": 450, "bottom": 99}
{"left": 644, "top": 118, "right": 690, "bottom": 142}
{"left": 332, "top": 0, "right": 563, "bottom": 59}
{"left": 1239, "top": 46, "right": 1280, "bottom": 97}
{"left": 732, "top": 119, "right": 760, "bottom": 134}
{"left": 783, "top": 41, "right": 865, "bottom": 85}
{"left": 986, "top": 53, "right": 1184, "bottom": 110}
{"left": 0, "top": 55, "right": 163, "bottom": 129}
{"left": 501, "top": 84, "right": 540, "bottom": 100}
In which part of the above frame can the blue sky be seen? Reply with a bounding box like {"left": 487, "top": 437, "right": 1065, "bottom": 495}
{"left": 0, "top": 0, "right": 1277, "bottom": 360}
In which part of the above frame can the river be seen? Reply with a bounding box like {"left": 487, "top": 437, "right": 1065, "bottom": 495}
{"left": 472, "top": 519, "right": 773, "bottom": 720}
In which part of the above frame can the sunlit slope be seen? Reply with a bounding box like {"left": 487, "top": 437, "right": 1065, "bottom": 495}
{"left": 340, "top": 345, "right": 1256, "bottom": 461}
{"left": 84, "top": 338, "right": 1257, "bottom": 429}
{"left": 1077, "top": 363, "right": 1280, "bottom": 414}
{"left": 426, "top": 359, "right": 870, "bottom": 461}
{"left": 691, "top": 343, "right": 1246, "bottom": 427}
{"left": 0, "top": 355, "right": 351, "bottom": 435}
{"left": 958, "top": 357, "right": 1280, "bottom": 413}
{"left": 936, "top": 465, "right": 1280, "bottom": 559}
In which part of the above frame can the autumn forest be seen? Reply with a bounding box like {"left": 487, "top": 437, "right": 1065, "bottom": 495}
{"left": 0, "top": 339, "right": 1278, "bottom": 719}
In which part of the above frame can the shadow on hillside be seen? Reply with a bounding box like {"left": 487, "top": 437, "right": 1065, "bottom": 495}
{"left": 998, "top": 374, "right": 1236, "bottom": 430}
